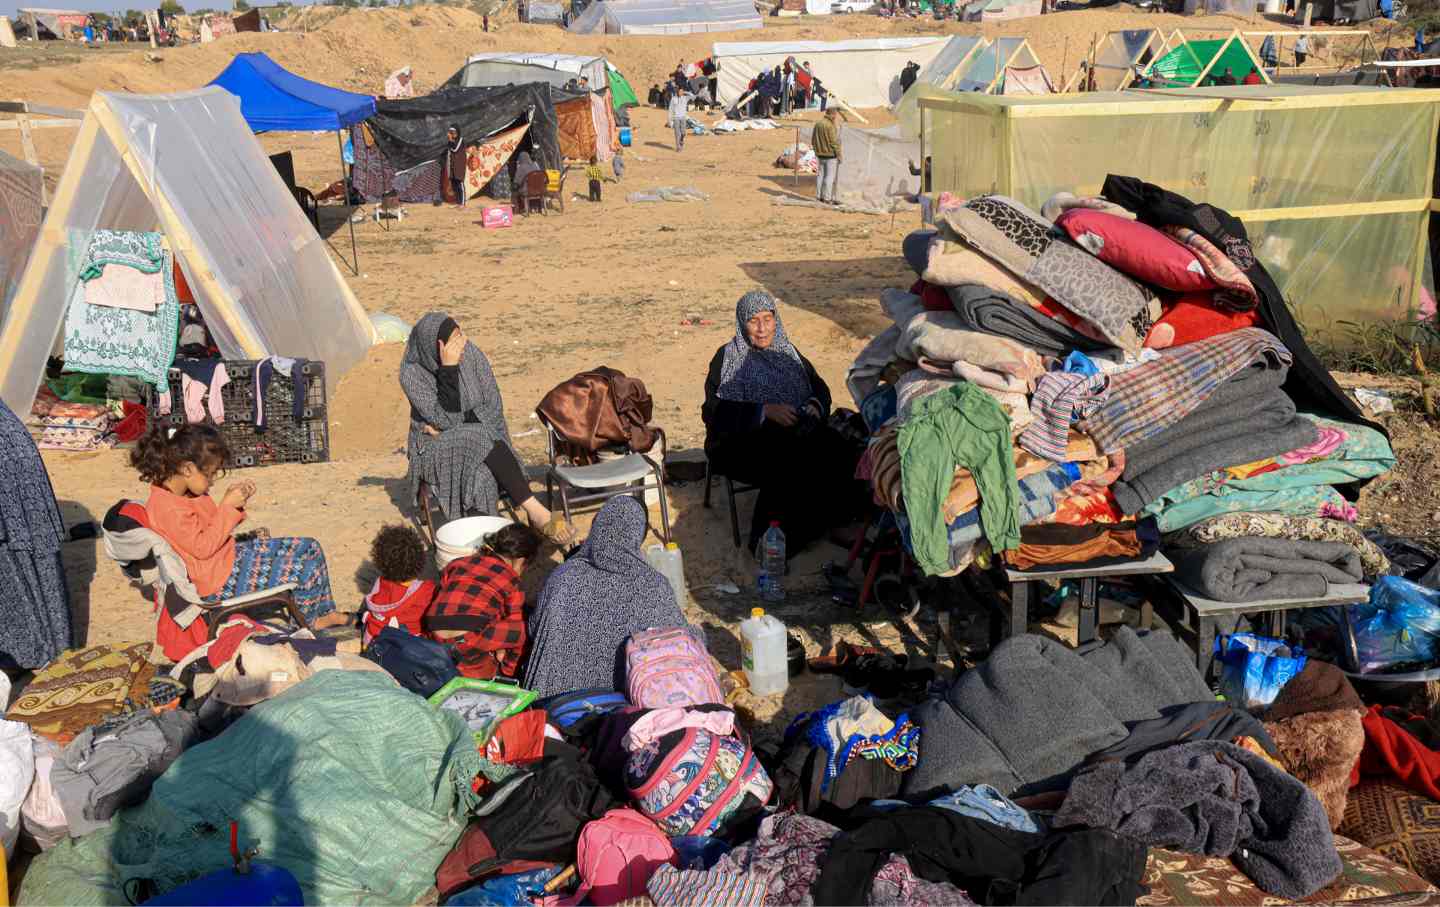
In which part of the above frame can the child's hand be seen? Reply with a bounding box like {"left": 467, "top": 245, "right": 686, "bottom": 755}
{"left": 222, "top": 480, "right": 255, "bottom": 510}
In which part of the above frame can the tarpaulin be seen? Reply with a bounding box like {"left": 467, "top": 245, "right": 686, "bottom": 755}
{"left": 368, "top": 84, "right": 561, "bottom": 174}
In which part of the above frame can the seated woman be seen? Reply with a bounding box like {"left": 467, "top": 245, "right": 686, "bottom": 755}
{"left": 522, "top": 496, "right": 683, "bottom": 697}
{"left": 132, "top": 423, "right": 347, "bottom": 628}
{"left": 703, "top": 291, "right": 866, "bottom": 554}
{"left": 425, "top": 523, "right": 540, "bottom": 679}
{"left": 400, "top": 312, "right": 573, "bottom": 545}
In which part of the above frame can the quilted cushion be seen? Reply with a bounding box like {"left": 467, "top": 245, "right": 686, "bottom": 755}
{"left": 1056, "top": 209, "right": 1217, "bottom": 293}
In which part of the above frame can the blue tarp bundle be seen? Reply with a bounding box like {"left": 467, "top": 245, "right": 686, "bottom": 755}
{"left": 208, "top": 52, "right": 377, "bottom": 133}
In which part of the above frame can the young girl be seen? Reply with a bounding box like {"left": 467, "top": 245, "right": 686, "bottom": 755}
{"left": 132, "top": 424, "right": 346, "bottom": 628}
{"left": 362, "top": 524, "right": 435, "bottom": 646}
{"left": 425, "top": 523, "right": 540, "bottom": 680}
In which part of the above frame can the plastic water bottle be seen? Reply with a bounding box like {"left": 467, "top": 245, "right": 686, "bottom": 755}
{"left": 740, "top": 607, "right": 788, "bottom": 696}
{"left": 645, "top": 542, "right": 689, "bottom": 607}
{"left": 756, "top": 521, "right": 786, "bottom": 603}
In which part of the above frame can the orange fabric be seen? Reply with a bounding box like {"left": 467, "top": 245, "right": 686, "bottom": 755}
{"left": 173, "top": 258, "right": 195, "bottom": 305}
{"left": 145, "top": 485, "right": 244, "bottom": 597}
{"left": 1144, "top": 294, "right": 1262, "bottom": 349}
{"left": 1004, "top": 527, "right": 1140, "bottom": 570}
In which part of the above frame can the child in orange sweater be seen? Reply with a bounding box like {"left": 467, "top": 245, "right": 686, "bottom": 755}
{"left": 134, "top": 424, "right": 346, "bottom": 627}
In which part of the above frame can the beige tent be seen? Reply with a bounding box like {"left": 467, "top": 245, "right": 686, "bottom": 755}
{"left": 714, "top": 37, "right": 956, "bottom": 108}
{"left": 1063, "top": 28, "right": 1173, "bottom": 92}
{"left": 0, "top": 88, "right": 375, "bottom": 414}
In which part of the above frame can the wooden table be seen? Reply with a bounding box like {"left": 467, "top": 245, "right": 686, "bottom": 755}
{"left": 1000, "top": 551, "right": 1176, "bottom": 646}
{"left": 1165, "top": 578, "right": 1370, "bottom": 678}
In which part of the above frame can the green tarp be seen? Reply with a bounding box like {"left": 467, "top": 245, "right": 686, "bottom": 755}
{"left": 1149, "top": 39, "right": 1257, "bottom": 87}
{"left": 608, "top": 66, "right": 638, "bottom": 109}
{"left": 19, "top": 671, "right": 481, "bottom": 906}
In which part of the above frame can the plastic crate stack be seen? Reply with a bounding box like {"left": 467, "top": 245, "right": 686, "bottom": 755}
{"left": 149, "top": 360, "right": 329, "bottom": 469}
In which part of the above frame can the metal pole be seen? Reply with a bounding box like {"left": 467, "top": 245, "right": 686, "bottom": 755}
{"left": 794, "top": 124, "right": 799, "bottom": 189}
{"left": 337, "top": 129, "right": 359, "bottom": 276}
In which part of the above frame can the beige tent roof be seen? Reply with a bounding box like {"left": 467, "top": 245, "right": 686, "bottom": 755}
{"left": 0, "top": 88, "right": 375, "bottom": 413}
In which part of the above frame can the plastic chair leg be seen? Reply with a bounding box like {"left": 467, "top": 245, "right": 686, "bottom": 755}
{"left": 725, "top": 476, "right": 742, "bottom": 549}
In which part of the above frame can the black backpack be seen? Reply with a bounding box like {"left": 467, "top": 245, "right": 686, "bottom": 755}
{"left": 362, "top": 626, "right": 457, "bottom": 698}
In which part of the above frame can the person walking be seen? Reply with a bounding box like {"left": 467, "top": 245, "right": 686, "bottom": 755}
{"left": 812, "top": 107, "right": 841, "bottom": 205}
{"left": 668, "top": 86, "right": 692, "bottom": 152}
{"left": 1294, "top": 34, "right": 1310, "bottom": 66}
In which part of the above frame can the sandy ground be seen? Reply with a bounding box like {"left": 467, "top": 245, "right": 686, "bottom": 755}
{"left": 0, "top": 4, "right": 1406, "bottom": 731}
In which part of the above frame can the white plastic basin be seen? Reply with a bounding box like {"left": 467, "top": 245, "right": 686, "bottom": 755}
{"left": 434, "top": 515, "right": 514, "bottom": 570}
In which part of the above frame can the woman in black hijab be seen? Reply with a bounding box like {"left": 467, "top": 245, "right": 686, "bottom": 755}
{"left": 443, "top": 124, "right": 467, "bottom": 208}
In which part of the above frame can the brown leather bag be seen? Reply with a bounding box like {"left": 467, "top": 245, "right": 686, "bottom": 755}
{"left": 536, "top": 366, "right": 659, "bottom": 465}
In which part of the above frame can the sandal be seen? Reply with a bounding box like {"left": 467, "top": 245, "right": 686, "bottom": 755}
{"left": 807, "top": 641, "right": 882, "bottom": 675}
{"left": 540, "top": 516, "right": 577, "bottom": 548}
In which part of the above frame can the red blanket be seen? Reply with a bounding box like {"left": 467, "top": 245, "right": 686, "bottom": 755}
{"left": 1357, "top": 704, "right": 1440, "bottom": 801}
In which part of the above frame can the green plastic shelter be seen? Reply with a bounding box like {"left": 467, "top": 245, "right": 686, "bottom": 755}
{"left": 608, "top": 64, "right": 639, "bottom": 109}
{"left": 1147, "top": 31, "right": 1270, "bottom": 87}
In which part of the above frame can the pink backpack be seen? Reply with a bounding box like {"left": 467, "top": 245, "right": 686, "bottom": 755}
{"left": 625, "top": 627, "right": 724, "bottom": 709}
{"left": 576, "top": 808, "right": 676, "bottom": 906}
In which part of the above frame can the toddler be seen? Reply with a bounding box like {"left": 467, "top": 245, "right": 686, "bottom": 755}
{"left": 585, "top": 156, "right": 604, "bottom": 203}
{"left": 363, "top": 524, "right": 435, "bottom": 646}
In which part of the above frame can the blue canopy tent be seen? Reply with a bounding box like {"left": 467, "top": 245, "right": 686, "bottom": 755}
{"left": 208, "top": 52, "right": 377, "bottom": 272}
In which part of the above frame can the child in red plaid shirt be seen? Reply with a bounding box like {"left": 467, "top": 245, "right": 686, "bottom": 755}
{"left": 425, "top": 523, "right": 541, "bottom": 679}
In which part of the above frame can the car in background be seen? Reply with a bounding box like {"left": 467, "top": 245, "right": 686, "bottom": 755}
{"left": 831, "top": 0, "right": 876, "bottom": 12}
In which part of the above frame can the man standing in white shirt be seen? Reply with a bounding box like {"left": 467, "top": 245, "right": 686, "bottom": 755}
{"left": 668, "top": 87, "right": 692, "bottom": 152}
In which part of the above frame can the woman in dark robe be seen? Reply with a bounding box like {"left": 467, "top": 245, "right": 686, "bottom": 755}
{"left": 399, "top": 312, "right": 574, "bottom": 544}
{"left": 0, "top": 398, "right": 72, "bottom": 670}
{"left": 702, "top": 291, "right": 866, "bottom": 555}
{"left": 443, "top": 124, "right": 467, "bottom": 208}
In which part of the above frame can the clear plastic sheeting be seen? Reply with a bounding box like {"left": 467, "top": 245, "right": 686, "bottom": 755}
{"left": 715, "top": 37, "right": 951, "bottom": 108}
{"left": 0, "top": 89, "right": 375, "bottom": 414}
{"left": 627, "top": 186, "right": 710, "bottom": 203}
{"left": 568, "top": 0, "right": 761, "bottom": 34}
{"left": 1083, "top": 29, "right": 1168, "bottom": 91}
{"left": 0, "top": 148, "right": 43, "bottom": 324}
{"left": 451, "top": 53, "right": 609, "bottom": 91}
{"left": 836, "top": 124, "right": 920, "bottom": 209}
{"left": 919, "top": 85, "right": 1440, "bottom": 348}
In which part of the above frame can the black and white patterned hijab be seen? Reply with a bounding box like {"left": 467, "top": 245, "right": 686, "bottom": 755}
{"left": 717, "top": 291, "right": 812, "bottom": 408}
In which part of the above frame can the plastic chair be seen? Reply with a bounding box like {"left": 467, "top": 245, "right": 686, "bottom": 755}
{"left": 544, "top": 168, "right": 567, "bottom": 213}
{"left": 516, "top": 170, "right": 548, "bottom": 216}
{"left": 415, "top": 479, "right": 519, "bottom": 548}
{"left": 541, "top": 423, "right": 672, "bottom": 544}
{"left": 701, "top": 458, "right": 760, "bottom": 549}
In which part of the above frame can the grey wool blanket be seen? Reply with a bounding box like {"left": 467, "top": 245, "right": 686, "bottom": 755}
{"left": 1055, "top": 740, "right": 1341, "bottom": 900}
{"left": 947, "top": 284, "right": 1113, "bottom": 360}
{"left": 904, "top": 627, "right": 1212, "bottom": 799}
{"left": 1171, "top": 537, "right": 1363, "bottom": 603}
{"left": 1112, "top": 362, "right": 1319, "bottom": 514}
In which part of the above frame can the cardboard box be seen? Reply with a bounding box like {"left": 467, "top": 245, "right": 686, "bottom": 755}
{"left": 482, "top": 205, "right": 513, "bottom": 229}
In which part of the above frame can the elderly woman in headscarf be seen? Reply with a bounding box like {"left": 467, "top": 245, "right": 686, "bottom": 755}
{"left": 522, "top": 496, "right": 685, "bottom": 697}
{"left": 400, "top": 312, "right": 574, "bottom": 544}
{"left": 703, "top": 291, "right": 865, "bottom": 554}
{"left": 442, "top": 124, "right": 467, "bottom": 208}
{"left": 511, "top": 150, "right": 540, "bottom": 193}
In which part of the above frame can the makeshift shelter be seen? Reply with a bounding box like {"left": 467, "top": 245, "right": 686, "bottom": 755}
{"left": 915, "top": 84, "right": 1440, "bottom": 346}
{"left": 451, "top": 52, "right": 609, "bottom": 93}
{"left": 715, "top": 37, "right": 952, "bottom": 108}
{"left": 835, "top": 124, "right": 920, "bottom": 209}
{"left": 1148, "top": 30, "right": 1271, "bottom": 85}
{"left": 16, "top": 8, "right": 85, "bottom": 39}
{"left": 0, "top": 89, "right": 376, "bottom": 416}
{"left": 355, "top": 84, "right": 562, "bottom": 203}
{"left": 892, "top": 36, "right": 988, "bottom": 134}
{"left": 567, "top": 0, "right": 762, "bottom": 35}
{"left": 0, "top": 148, "right": 44, "bottom": 322}
{"left": 962, "top": 0, "right": 1041, "bottom": 21}
{"left": 523, "top": 0, "right": 566, "bottom": 21}
{"left": 608, "top": 64, "right": 640, "bottom": 108}
{"left": 208, "top": 52, "right": 378, "bottom": 273}
{"left": 1062, "top": 28, "right": 1173, "bottom": 91}
{"left": 233, "top": 8, "right": 262, "bottom": 31}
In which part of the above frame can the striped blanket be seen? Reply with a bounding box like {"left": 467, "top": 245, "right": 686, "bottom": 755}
{"left": 1081, "top": 328, "right": 1291, "bottom": 453}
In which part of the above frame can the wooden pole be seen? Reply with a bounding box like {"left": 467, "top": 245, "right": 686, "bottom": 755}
{"left": 1061, "top": 36, "right": 1070, "bottom": 90}
{"left": 794, "top": 124, "right": 799, "bottom": 188}
{"left": 337, "top": 129, "right": 359, "bottom": 276}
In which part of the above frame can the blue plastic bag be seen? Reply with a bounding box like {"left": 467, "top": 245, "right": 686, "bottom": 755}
{"left": 1348, "top": 575, "right": 1440, "bottom": 674}
{"left": 445, "top": 865, "right": 564, "bottom": 906}
{"left": 1215, "top": 633, "right": 1307, "bottom": 710}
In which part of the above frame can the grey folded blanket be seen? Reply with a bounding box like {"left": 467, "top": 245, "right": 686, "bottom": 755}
{"left": 947, "top": 284, "right": 1112, "bottom": 359}
{"left": 903, "top": 229, "right": 938, "bottom": 277}
{"left": 904, "top": 627, "right": 1212, "bottom": 798}
{"left": 1170, "top": 537, "right": 1363, "bottom": 602}
{"left": 1055, "top": 740, "right": 1341, "bottom": 900}
{"left": 1111, "top": 363, "right": 1319, "bottom": 514}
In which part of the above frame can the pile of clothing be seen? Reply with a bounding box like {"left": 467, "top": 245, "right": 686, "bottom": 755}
{"left": 849, "top": 176, "right": 1393, "bottom": 604}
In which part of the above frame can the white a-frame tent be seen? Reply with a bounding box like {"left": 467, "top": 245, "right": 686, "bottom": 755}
{"left": 0, "top": 88, "right": 376, "bottom": 414}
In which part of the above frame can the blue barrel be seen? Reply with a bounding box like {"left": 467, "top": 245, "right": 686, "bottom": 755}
{"left": 144, "top": 863, "right": 304, "bottom": 906}
{"left": 619, "top": 127, "right": 632, "bottom": 147}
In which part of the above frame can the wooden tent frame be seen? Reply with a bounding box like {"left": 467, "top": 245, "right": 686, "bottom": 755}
{"left": 1240, "top": 29, "right": 1376, "bottom": 77}
{"left": 916, "top": 86, "right": 1440, "bottom": 315}
{"left": 0, "top": 92, "right": 373, "bottom": 408}
{"left": 926, "top": 35, "right": 992, "bottom": 93}
{"left": 1139, "top": 28, "right": 1274, "bottom": 87}
{"left": 977, "top": 36, "right": 1053, "bottom": 94}
{"left": 1062, "top": 28, "right": 1174, "bottom": 92}
{"left": 0, "top": 100, "right": 83, "bottom": 207}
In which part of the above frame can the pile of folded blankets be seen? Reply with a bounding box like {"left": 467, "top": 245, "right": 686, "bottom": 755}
{"left": 849, "top": 175, "right": 1395, "bottom": 604}
{"left": 27, "top": 387, "right": 119, "bottom": 453}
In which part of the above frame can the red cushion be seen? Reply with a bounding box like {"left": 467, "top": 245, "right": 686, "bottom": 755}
{"left": 1055, "top": 209, "right": 1216, "bottom": 293}
{"left": 910, "top": 279, "right": 953, "bottom": 313}
{"left": 1144, "top": 293, "right": 1262, "bottom": 349}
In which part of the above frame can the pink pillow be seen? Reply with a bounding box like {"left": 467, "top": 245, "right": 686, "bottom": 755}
{"left": 1055, "top": 209, "right": 1216, "bottom": 293}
